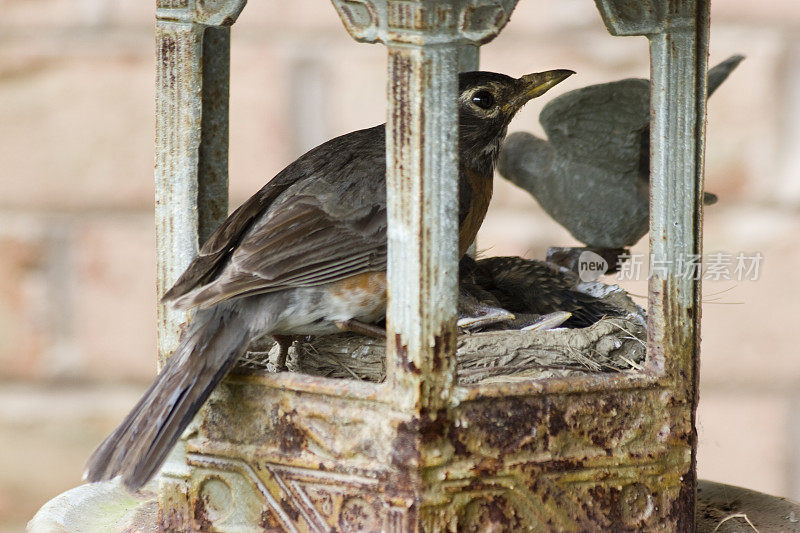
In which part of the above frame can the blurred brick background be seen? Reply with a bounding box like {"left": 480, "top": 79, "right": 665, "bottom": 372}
{"left": 1, "top": 0, "right": 799, "bottom": 530}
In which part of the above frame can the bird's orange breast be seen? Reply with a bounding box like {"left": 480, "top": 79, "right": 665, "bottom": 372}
{"left": 459, "top": 169, "right": 493, "bottom": 256}
{"left": 327, "top": 271, "right": 387, "bottom": 314}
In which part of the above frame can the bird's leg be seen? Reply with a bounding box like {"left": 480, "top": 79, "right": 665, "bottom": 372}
{"left": 335, "top": 319, "right": 386, "bottom": 340}
{"left": 271, "top": 335, "right": 296, "bottom": 371}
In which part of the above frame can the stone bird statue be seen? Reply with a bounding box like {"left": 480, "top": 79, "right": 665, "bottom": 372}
{"left": 497, "top": 55, "right": 744, "bottom": 253}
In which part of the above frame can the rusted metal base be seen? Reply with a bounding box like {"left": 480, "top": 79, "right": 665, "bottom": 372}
{"left": 30, "top": 479, "right": 800, "bottom": 532}
{"left": 149, "top": 364, "right": 692, "bottom": 531}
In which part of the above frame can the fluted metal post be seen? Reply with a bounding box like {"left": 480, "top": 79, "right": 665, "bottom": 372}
{"left": 332, "top": 3, "right": 516, "bottom": 525}
{"left": 153, "top": 1, "right": 245, "bottom": 528}
{"left": 595, "top": 0, "right": 710, "bottom": 526}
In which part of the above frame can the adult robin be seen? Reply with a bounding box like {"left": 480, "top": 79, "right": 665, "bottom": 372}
{"left": 84, "top": 69, "right": 575, "bottom": 490}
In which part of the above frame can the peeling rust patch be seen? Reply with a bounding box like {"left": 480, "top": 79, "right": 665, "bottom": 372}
{"left": 458, "top": 493, "right": 525, "bottom": 532}
{"left": 470, "top": 456, "right": 502, "bottom": 477}
{"left": 431, "top": 326, "right": 455, "bottom": 373}
{"left": 390, "top": 419, "right": 420, "bottom": 486}
{"left": 394, "top": 333, "right": 419, "bottom": 374}
{"left": 672, "top": 462, "right": 696, "bottom": 530}
{"left": 419, "top": 407, "right": 448, "bottom": 445}
{"left": 259, "top": 509, "right": 282, "bottom": 530}
{"left": 279, "top": 498, "right": 301, "bottom": 522}
{"left": 192, "top": 495, "right": 213, "bottom": 532}
{"left": 273, "top": 408, "right": 307, "bottom": 454}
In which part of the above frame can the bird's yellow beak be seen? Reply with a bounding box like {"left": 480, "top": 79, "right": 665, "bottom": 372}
{"left": 506, "top": 69, "right": 575, "bottom": 112}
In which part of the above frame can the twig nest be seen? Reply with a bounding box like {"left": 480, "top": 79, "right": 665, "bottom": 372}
{"left": 238, "top": 280, "right": 646, "bottom": 385}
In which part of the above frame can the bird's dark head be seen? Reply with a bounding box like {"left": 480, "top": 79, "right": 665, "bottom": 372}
{"left": 458, "top": 69, "right": 574, "bottom": 173}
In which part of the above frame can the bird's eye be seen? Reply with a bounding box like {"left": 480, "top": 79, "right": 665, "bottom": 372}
{"left": 471, "top": 90, "right": 495, "bottom": 109}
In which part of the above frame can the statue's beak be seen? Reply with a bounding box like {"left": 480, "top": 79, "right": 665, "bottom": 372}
{"left": 506, "top": 69, "right": 575, "bottom": 112}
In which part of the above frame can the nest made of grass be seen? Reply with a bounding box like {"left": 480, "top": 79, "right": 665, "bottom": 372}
{"left": 237, "top": 280, "right": 646, "bottom": 385}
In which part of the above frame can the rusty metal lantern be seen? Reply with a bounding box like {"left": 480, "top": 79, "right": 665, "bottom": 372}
{"left": 152, "top": 0, "right": 708, "bottom": 529}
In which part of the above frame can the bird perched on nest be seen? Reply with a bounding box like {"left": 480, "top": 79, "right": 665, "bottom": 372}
{"left": 458, "top": 255, "right": 623, "bottom": 330}
{"left": 84, "top": 69, "right": 574, "bottom": 491}
{"left": 497, "top": 55, "right": 744, "bottom": 251}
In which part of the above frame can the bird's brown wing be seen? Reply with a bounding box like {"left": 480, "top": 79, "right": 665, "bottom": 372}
{"left": 164, "top": 126, "right": 388, "bottom": 310}
{"left": 162, "top": 125, "right": 386, "bottom": 308}
{"left": 176, "top": 195, "right": 386, "bottom": 309}
{"left": 161, "top": 176, "right": 296, "bottom": 302}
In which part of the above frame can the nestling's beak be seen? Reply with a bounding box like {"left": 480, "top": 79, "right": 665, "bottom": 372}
{"left": 506, "top": 69, "right": 575, "bottom": 112}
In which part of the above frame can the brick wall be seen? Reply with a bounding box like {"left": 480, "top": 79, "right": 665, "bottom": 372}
{"left": 1, "top": 0, "right": 798, "bottom": 529}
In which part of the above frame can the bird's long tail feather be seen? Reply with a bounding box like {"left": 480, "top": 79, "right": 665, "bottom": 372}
{"left": 83, "top": 303, "right": 253, "bottom": 490}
